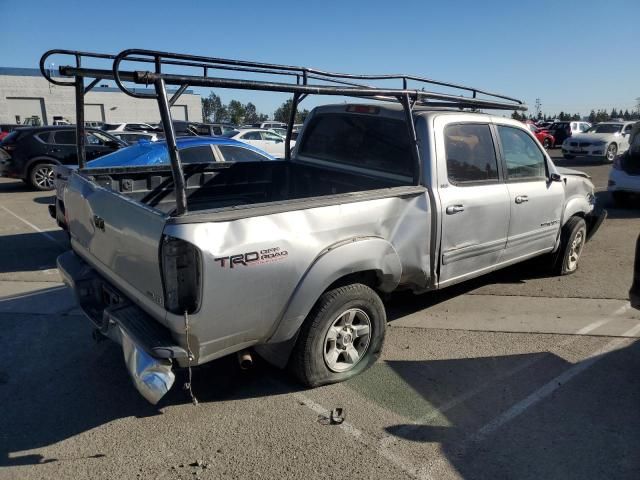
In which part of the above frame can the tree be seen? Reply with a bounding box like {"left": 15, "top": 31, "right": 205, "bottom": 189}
{"left": 611, "top": 108, "right": 618, "bottom": 119}
{"left": 201, "top": 92, "right": 228, "bottom": 122}
{"left": 588, "top": 110, "right": 596, "bottom": 123}
{"left": 274, "top": 99, "right": 310, "bottom": 124}
{"left": 228, "top": 100, "right": 246, "bottom": 125}
{"left": 624, "top": 109, "right": 631, "bottom": 120}
{"left": 243, "top": 102, "right": 259, "bottom": 124}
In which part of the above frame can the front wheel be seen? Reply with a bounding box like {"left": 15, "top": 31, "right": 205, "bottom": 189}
{"left": 605, "top": 143, "right": 618, "bottom": 163}
{"left": 289, "top": 283, "right": 386, "bottom": 387}
{"left": 552, "top": 216, "right": 587, "bottom": 275}
{"left": 28, "top": 162, "right": 56, "bottom": 191}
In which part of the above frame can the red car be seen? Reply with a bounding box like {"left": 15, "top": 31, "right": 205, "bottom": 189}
{"left": 525, "top": 123, "right": 555, "bottom": 149}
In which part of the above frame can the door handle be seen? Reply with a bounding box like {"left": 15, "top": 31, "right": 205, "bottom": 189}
{"left": 446, "top": 205, "right": 465, "bottom": 214}
{"left": 515, "top": 195, "right": 529, "bottom": 204}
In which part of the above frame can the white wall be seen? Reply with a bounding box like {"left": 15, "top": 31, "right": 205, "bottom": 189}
{"left": 0, "top": 72, "right": 202, "bottom": 125}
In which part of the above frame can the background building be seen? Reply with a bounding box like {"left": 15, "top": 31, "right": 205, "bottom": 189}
{"left": 0, "top": 68, "right": 202, "bottom": 125}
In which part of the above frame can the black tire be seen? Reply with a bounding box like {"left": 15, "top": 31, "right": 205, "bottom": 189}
{"left": 552, "top": 216, "right": 587, "bottom": 275}
{"left": 289, "top": 283, "right": 386, "bottom": 387}
{"left": 563, "top": 154, "right": 575, "bottom": 160}
{"left": 611, "top": 191, "right": 629, "bottom": 208}
{"left": 605, "top": 143, "right": 618, "bottom": 163}
{"left": 543, "top": 138, "right": 552, "bottom": 149}
{"left": 28, "top": 162, "right": 56, "bottom": 191}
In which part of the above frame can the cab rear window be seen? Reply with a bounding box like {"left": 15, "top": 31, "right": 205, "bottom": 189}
{"left": 298, "top": 113, "right": 413, "bottom": 177}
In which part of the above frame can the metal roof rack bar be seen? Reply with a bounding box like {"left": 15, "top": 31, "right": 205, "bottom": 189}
{"left": 40, "top": 48, "right": 527, "bottom": 216}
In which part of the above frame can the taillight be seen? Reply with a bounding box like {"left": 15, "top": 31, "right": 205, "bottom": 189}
{"left": 161, "top": 236, "right": 202, "bottom": 314}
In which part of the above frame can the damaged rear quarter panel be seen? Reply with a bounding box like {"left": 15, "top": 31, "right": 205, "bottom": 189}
{"left": 163, "top": 192, "right": 430, "bottom": 364}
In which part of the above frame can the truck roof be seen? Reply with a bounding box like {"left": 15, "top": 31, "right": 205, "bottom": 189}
{"left": 311, "top": 103, "right": 518, "bottom": 125}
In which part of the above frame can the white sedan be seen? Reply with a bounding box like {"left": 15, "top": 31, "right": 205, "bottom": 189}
{"left": 562, "top": 122, "right": 635, "bottom": 162}
{"left": 608, "top": 124, "right": 640, "bottom": 206}
{"left": 224, "top": 128, "right": 294, "bottom": 158}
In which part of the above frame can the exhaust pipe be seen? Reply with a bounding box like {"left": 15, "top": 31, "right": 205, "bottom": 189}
{"left": 237, "top": 350, "right": 253, "bottom": 370}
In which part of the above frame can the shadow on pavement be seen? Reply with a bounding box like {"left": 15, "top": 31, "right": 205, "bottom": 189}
{"left": 386, "top": 257, "right": 554, "bottom": 322}
{"left": 0, "top": 231, "right": 68, "bottom": 274}
{"left": 32, "top": 195, "right": 56, "bottom": 205}
{"left": 382, "top": 340, "right": 640, "bottom": 479}
{"left": 0, "top": 179, "right": 32, "bottom": 193}
{"left": 595, "top": 191, "right": 640, "bottom": 219}
{"left": 0, "top": 286, "right": 299, "bottom": 468}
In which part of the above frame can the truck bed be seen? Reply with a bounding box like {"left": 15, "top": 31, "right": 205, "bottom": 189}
{"left": 81, "top": 159, "right": 414, "bottom": 216}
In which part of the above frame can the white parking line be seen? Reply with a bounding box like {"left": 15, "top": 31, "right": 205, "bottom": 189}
{"left": 1, "top": 205, "right": 63, "bottom": 246}
{"left": 471, "top": 322, "right": 640, "bottom": 442}
{"left": 378, "top": 314, "right": 620, "bottom": 449}
{"left": 292, "top": 392, "right": 431, "bottom": 480}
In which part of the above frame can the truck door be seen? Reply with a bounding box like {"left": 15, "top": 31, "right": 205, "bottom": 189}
{"left": 495, "top": 125, "right": 564, "bottom": 262}
{"left": 436, "top": 122, "right": 510, "bottom": 287}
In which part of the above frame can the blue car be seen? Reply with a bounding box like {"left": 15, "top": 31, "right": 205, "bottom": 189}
{"left": 87, "top": 136, "right": 275, "bottom": 168}
{"left": 49, "top": 137, "right": 275, "bottom": 230}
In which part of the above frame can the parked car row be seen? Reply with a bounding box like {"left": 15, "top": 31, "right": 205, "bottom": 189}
{"left": 0, "top": 126, "right": 125, "bottom": 189}
{"left": 0, "top": 119, "right": 300, "bottom": 190}
{"left": 562, "top": 121, "right": 636, "bottom": 162}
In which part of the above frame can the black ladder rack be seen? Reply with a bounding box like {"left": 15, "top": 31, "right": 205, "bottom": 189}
{"left": 40, "top": 48, "right": 527, "bottom": 215}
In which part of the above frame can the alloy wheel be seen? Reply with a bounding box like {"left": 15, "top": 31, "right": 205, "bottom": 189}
{"left": 323, "top": 308, "right": 372, "bottom": 373}
{"left": 567, "top": 230, "right": 585, "bottom": 272}
{"left": 33, "top": 165, "right": 55, "bottom": 189}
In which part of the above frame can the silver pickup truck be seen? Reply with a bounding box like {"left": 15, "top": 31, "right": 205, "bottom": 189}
{"left": 45, "top": 49, "right": 605, "bottom": 404}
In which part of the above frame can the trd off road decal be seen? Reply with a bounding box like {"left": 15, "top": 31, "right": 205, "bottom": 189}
{"left": 214, "top": 246, "right": 288, "bottom": 268}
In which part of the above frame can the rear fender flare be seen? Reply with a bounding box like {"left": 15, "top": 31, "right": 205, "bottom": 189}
{"left": 268, "top": 237, "right": 402, "bottom": 343}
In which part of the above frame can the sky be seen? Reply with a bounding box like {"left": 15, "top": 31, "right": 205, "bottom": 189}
{"left": 2, "top": 0, "right": 639, "bottom": 119}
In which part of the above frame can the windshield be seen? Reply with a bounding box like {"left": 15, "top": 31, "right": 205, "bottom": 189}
{"left": 586, "top": 124, "right": 623, "bottom": 134}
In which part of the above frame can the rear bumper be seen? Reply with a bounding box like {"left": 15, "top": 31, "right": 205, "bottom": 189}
{"left": 585, "top": 206, "right": 606, "bottom": 241}
{"left": 608, "top": 169, "right": 640, "bottom": 193}
{"left": 57, "top": 250, "right": 187, "bottom": 404}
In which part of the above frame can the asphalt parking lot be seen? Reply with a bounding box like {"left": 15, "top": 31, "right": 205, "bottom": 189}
{"left": 1, "top": 149, "right": 639, "bottom": 480}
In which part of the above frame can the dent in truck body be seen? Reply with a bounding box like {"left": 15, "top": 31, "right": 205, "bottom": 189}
{"left": 162, "top": 190, "right": 430, "bottom": 365}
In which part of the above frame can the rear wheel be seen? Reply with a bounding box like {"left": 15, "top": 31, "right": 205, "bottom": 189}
{"left": 552, "top": 216, "right": 587, "bottom": 275}
{"left": 605, "top": 143, "right": 618, "bottom": 163}
{"left": 28, "top": 162, "right": 56, "bottom": 191}
{"left": 289, "top": 283, "right": 386, "bottom": 387}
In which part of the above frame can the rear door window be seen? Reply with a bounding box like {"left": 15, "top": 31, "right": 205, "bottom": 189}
{"left": 53, "top": 131, "right": 76, "bottom": 145}
{"left": 497, "top": 126, "right": 546, "bottom": 180}
{"left": 218, "top": 145, "right": 270, "bottom": 162}
{"left": 262, "top": 131, "right": 283, "bottom": 142}
{"left": 444, "top": 124, "right": 499, "bottom": 184}
{"left": 179, "top": 145, "right": 216, "bottom": 164}
{"left": 241, "top": 131, "right": 262, "bottom": 140}
{"left": 298, "top": 113, "right": 413, "bottom": 177}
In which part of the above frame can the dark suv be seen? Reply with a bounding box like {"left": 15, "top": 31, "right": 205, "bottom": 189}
{"left": 0, "top": 126, "right": 124, "bottom": 190}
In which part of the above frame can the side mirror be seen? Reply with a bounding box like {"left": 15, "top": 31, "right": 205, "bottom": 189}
{"left": 106, "top": 140, "right": 122, "bottom": 148}
{"left": 550, "top": 173, "right": 562, "bottom": 182}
